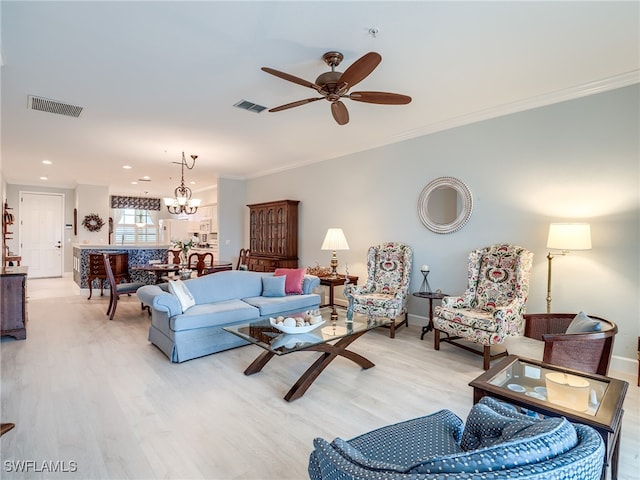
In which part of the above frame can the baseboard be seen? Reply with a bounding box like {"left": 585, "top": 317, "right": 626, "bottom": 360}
{"left": 609, "top": 355, "right": 638, "bottom": 380}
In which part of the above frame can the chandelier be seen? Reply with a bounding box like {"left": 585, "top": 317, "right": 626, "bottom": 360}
{"left": 163, "top": 152, "right": 201, "bottom": 215}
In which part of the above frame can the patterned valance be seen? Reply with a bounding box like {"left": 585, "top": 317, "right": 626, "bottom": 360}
{"left": 110, "top": 195, "right": 161, "bottom": 211}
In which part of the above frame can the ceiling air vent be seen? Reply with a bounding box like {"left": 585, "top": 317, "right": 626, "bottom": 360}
{"left": 233, "top": 99, "right": 267, "bottom": 113}
{"left": 28, "top": 95, "right": 83, "bottom": 118}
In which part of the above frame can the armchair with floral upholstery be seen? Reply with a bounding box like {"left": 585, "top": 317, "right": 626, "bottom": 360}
{"left": 344, "top": 242, "right": 413, "bottom": 338}
{"left": 433, "top": 244, "right": 533, "bottom": 369}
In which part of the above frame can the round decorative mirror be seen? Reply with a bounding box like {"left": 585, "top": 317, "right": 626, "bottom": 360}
{"left": 417, "top": 177, "right": 473, "bottom": 234}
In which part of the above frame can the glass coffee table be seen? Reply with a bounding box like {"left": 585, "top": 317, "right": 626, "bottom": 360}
{"left": 470, "top": 355, "right": 628, "bottom": 480}
{"left": 224, "top": 307, "right": 389, "bottom": 402}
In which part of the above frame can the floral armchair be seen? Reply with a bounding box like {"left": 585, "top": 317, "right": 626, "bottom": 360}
{"left": 433, "top": 244, "right": 533, "bottom": 369}
{"left": 344, "top": 242, "right": 413, "bottom": 338}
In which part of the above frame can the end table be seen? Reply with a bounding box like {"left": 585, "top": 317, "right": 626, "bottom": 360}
{"left": 318, "top": 274, "right": 359, "bottom": 308}
{"left": 413, "top": 291, "right": 447, "bottom": 340}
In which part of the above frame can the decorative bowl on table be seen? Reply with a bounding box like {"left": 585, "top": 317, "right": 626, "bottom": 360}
{"left": 269, "top": 314, "right": 325, "bottom": 334}
{"left": 179, "top": 268, "right": 192, "bottom": 280}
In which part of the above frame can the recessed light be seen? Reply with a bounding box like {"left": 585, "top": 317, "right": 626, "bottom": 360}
{"left": 142, "top": 176, "right": 150, "bottom": 180}
{"left": 122, "top": 165, "right": 132, "bottom": 169}
{"left": 190, "top": 181, "right": 196, "bottom": 185}
{"left": 42, "top": 160, "right": 52, "bottom": 165}
{"left": 131, "top": 181, "right": 138, "bottom": 185}
{"left": 40, "top": 176, "right": 48, "bottom": 180}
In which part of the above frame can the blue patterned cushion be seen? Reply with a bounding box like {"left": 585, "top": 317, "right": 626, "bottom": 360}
{"left": 408, "top": 399, "right": 578, "bottom": 475}
{"left": 332, "top": 409, "right": 464, "bottom": 473}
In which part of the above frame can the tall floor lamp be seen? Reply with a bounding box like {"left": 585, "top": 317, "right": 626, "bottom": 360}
{"left": 321, "top": 228, "right": 350, "bottom": 278}
{"left": 546, "top": 223, "right": 592, "bottom": 313}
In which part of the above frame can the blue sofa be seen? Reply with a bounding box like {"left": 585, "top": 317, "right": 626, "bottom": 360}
{"left": 137, "top": 270, "right": 320, "bottom": 363}
{"left": 309, "top": 396, "right": 605, "bottom": 480}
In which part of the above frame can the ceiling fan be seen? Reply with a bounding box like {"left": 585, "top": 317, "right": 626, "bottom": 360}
{"left": 261, "top": 51, "right": 411, "bottom": 125}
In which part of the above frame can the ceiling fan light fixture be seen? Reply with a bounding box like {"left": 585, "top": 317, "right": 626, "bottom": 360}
{"left": 261, "top": 51, "right": 410, "bottom": 125}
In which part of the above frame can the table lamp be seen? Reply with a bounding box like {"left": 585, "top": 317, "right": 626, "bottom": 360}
{"left": 546, "top": 223, "right": 592, "bottom": 313}
{"left": 321, "top": 228, "right": 349, "bottom": 278}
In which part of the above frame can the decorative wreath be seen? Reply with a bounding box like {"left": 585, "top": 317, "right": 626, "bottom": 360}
{"left": 82, "top": 213, "right": 105, "bottom": 232}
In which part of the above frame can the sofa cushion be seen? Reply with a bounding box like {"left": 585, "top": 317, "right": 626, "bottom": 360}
{"left": 566, "top": 311, "right": 602, "bottom": 333}
{"left": 169, "top": 299, "right": 259, "bottom": 332}
{"left": 274, "top": 268, "right": 306, "bottom": 294}
{"left": 242, "top": 294, "right": 320, "bottom": 317}
{"left": 262, "top": 275, "right": 286, "bottom": 297}
{"left": 167, "top": 279, "right": 195, "bottom": 313}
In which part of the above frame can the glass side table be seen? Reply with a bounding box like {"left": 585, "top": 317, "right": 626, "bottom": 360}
{"left": 469, "top": 355, "right": 628, "bottom": 480}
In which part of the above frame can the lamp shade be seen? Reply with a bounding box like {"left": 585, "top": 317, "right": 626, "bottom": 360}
{"left": 546, "top": 223, "right": 592, "bottom": 250}
{"left": 321, "top": 228, "right": 349, "bottom": 251}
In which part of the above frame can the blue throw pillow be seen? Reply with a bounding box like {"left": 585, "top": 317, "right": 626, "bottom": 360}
{"left": 566, "top": 311, "right": 602, "bottom": 334}
{"left": 262, "top": 275, "right": 286, "bottom": 297}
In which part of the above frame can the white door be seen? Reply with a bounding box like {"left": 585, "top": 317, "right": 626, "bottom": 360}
{"left": 19, "top": 192, "right": 64, "bottom": 278}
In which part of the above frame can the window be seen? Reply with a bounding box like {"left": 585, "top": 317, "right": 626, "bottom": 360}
{"left": 112, "top": 208, "right": 158, "bottom": 244}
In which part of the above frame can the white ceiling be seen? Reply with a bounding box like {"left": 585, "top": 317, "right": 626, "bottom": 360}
{"left": 2, "top": 1, "right": 638, "bottom": 197}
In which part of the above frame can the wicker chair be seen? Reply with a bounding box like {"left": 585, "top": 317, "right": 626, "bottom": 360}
{"left": 524, "top": 313, "right": 617, "bottom": 376}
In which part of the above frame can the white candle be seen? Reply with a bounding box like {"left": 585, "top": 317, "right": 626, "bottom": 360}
{"left": 421, "top": 264, "right": 430, "bottom": 272}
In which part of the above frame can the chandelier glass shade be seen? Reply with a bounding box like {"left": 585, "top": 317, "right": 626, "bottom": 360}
{"left": 163, "top": 152, "right": 201, "bottom": 215}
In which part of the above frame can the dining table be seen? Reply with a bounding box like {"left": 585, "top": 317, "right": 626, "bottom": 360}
{"left": 131, "top": 263, "right": 181, "bottom": 283}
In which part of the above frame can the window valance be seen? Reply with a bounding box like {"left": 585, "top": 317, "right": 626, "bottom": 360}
{"left": 110, "top": 195, "right": 161, "bottom": 211}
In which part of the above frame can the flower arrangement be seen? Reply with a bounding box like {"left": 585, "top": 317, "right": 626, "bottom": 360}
{"left": 172, "top": 237, "right": 197, "bottom": 263}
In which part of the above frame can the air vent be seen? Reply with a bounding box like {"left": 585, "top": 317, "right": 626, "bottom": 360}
{"left": 233, "top": 99, "right": 267, "bottom": 113}
{"left": 28, "top": 95, "right": 83, "bottom": 117}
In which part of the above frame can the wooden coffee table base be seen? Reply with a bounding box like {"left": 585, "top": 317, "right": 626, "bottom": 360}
{"left": 243, "top": 330, "right": 374, "bottom": 402}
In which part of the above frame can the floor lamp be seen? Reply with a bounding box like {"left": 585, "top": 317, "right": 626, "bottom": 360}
{"left": 546, "top": 223, "right": 592, "bottom": 313}
{"left": 321, "top": 228, "right": 349, "bottom": 278}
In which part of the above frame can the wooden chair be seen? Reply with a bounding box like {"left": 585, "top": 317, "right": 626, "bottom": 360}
{"left": 0, "top": 423, "right": 15, "bottom": 436}
{"left": 103, "top": 253, "right": 146, "bottom": 320}
{"left": 167, "top": 249, "right": 182, "bottom": 265}
{"left": 236, "top": 248, "right": 250, "bottom": 270}
{"left": 188, "top": 252, "right": 214, "bottom": 276}
{"left": 524, "top": 313, "right": 617, "bottom": 376}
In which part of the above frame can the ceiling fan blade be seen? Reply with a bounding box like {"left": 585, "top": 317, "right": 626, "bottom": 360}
{"left": 269, "top": 97, "right": 323, "bottom": 112}
{"left": 261, "top": 67, "right": 321, "bottom": 91}
{"left": 349, "top": 91, "right": 412, "bottom": 105}
{"left": 337, "top": 52, "right": 382, "bottom": 89}
{"left": 331, "top": 101, "right": 349, "bottom": 125}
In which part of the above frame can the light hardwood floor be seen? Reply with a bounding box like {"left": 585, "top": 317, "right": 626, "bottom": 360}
{"left": 1, "top": 277, "right": 638, "bottom": 479}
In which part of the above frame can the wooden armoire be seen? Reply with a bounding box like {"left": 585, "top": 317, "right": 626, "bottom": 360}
{"left": 247, "top": 200, "right": 299, "bottom": 272}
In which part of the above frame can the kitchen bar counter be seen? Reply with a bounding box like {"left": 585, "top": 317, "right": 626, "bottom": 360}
{"left": 73, "top": 245, "right": 169, "bottom": 288}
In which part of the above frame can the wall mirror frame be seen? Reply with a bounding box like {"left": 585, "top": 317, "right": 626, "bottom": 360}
{"left": 417, "top": 176, "right": 473, "bottom": 234}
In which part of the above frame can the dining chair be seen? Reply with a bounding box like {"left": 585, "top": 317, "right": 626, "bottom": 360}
{"left": 167, "top": 249, "right": 182, "bottom": 265}
{"left": 188, "top": 252, "right": 214, "bottom": 276}
{"left": 103, "top": 253, "right": 146, "bottom": 320}
{"left": 236, "top": 248, "right": 250, "bottom": 270}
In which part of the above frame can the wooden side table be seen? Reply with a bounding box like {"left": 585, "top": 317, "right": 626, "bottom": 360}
{"left": 412, "top": 291, "right": 447, "bottom": 339}
{"left": 317, "top": 274, "right": 358, "bottom": 308}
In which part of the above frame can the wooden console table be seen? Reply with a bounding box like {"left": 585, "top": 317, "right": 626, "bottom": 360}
{"left": 1, "top": 266, "right": 28, "bottom": 340}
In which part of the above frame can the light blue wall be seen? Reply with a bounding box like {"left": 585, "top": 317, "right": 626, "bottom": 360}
{"left": 244, "top": 85, "right": 639, "bottom": 363}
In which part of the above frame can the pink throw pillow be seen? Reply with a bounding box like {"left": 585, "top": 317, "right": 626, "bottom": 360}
{"left": 274, "top": 268, "right": 306, "bottom": 295}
